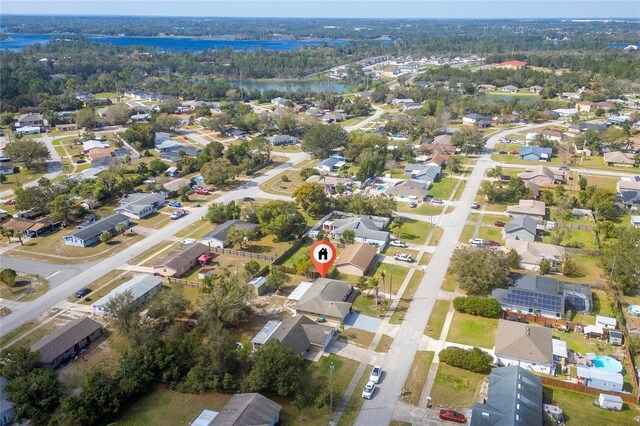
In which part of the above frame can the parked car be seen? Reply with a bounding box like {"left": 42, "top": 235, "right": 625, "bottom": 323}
{"left": 431, "top": 198, "right": 444, "bottom": 204}
{"left": 509, "top": 150, "right": 518, "bottom": 155}
{"left": 390, "top": 240, "right": 408, "bottom": 248}
{"left": 3, "top": 199, "right": 15, "bottom": 205}
{"left": 75, "top": 288, "right": 91, "bottom": 298}
{"left": 394, "top": 253, "right": 413, "bottom": 263}
{"left": 471, "top": 202, "right": 479, "bottom": 209}
{"left": 494, "top": 221, "right": 506, "bottom": 227}
{"left": 439, "top": 409, "right": 466, "bottom": 423}
{"left": 181, "top": 238, "right": 196, "bottom": 245}
{"left": 409, "top": 202, "right": 418, "bottom": 208}
{"left": 469, "top": 238, "right": 484, "bottom": 246}
{"left": 167, "top": 201, "right": 182, "bottom": 207}
{"left": 195, "top": 189, "right": 210, "bottom": 195}
{"left": 369, "top": 366, "right": 382, "bottom": 384}
{"left": 242, "top": 197, "right": 255, "bottom": 202}
{"left": 170, "top": 209, "right": 186, "bottom": 220}
{"left": 362, "top": 381, "right": 376, "bottom": 399}
{"left": 498, "top": 151, "right": 508, "bottom": 154}
{"left": 485, "top": 240, "right": 501, "bottom": 247}
{"left": 559, "top": 165, "right": 570, "bottom": 171}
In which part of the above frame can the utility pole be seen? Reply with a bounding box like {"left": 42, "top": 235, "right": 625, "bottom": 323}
{"left": 329, "top": 362, "right": 335, "bottom": 413}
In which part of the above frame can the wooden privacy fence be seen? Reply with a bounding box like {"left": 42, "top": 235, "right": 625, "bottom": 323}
{"left": 209, "top": 246, "right": 277, "bottom": 261}
{"left": 541, "top": 376, "right": 636, "bottom": 404}
{"left": 166, "top": 277, "right": 203, "bottom": 287}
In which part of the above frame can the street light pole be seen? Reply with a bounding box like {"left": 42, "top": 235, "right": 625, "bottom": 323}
{"left": 329, "top": 362, "right": 335, "bottom": 413}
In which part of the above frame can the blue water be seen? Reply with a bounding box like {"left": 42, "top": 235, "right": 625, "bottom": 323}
{"left": 0, "top": 33, "right": 350, "bottom": 52}
{"left": 608, "top": 43, "right": 639, "bottom": 49}
{"left": 193, "top": 176, "right": 204, "bottom": 185}
{"left": 593, "top": 355, "right": 623, "bottom": 373}
{"left": 231, "top": 79, "right": 350, "bottom": 93}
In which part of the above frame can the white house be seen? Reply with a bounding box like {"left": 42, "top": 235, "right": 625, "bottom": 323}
{"left": 92, "top": 274, "right": 162, "bottom": 316}
{"left": 115, "top": 193, "right": 165, "bottom": 220}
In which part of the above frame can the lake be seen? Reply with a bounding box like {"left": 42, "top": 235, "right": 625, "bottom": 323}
{"left": 230, "top": 79, "right": 351, "bottom": 93}
{"left": 0, "top": 33, "right": 350, "bottom": 52}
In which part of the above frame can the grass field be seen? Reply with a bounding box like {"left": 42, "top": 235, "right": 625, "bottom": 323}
{"left": 390, "top": 270, "right": 424, "bottom": 324}
{"left": 446, "top": 312, "right": 498, "bottom": 349}
{"left": 430, "top": 363, "right": 486, "bottom": 411}
{"left": 402, "top": 351, "right": 435, "bottom": 405}
{"left": 337, "top": 364, "right": 373, "bottom": 426}
{"left": 459, "top": 225, "right": 475, "bottom": 243}
{"left": 424, "top": 300, "right": 451, "bottom": 339}
{"left": 441, "top": 272, "right": 457, "bottom": 292}
{"left": 428, "top": 177, "right": 460, "bottom": 200}
{"left": 375, "top": 334, "right": 394, "bottom": 353}
{"left": 395, "top": 218, "right": 436, "bottom": 244}
{"left": 0, "top": 272, "right": 49, "bottom": 302}
{"left": 396, "top": 203, "right": 445, "bottom": 216}
{"left": 369, "top": 262, "right": 410, "bottom": 295}
{"left": 340, "top": 327, "right": 376, "bottom": 348}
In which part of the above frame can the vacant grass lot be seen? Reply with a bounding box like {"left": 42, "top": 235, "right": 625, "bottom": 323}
{"left": 424, "top": 300, "right": 451, "bottom": 339}
{"left": 390, "top": 270, "right": 424, "bottom": 324}
{"left": 446, "top": 312, "right": 498, "bottom": 349}
{"left": 402, "top": 351, "right": 435, "bottom": 405}
{"left": 0, "top": 273, "right": 48, "bottom": 302}
{"left": 543, "top": 386, "right": 640, "bottom": 426}
{"left": 396, "top": 202, "right": 445, "bottom": 216}
{"left": 396, "top": 218, "right": 435, "bottom": 244}
{"left": 430, "top": 363, "right": 486, "bottom": 411}
{"left": 542, "top": 229, "right": 597, "bottom": 250}
{"left": 476, "top": 226, "right": 504, "bottom": 243}
{"left": 259, "top": 167, "right": 306, "bottom": 195}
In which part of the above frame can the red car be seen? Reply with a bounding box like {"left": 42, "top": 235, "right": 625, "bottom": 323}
{"left": 494, "top": 221, "right": 506, "bottom": 227}
{"left": 439, "top": 409, "right": 466, "bottom": 423}
{"left": 195, "top": 189, "right": 210, "bottom": 195}
{"left": 509, "top": 150, "right": 518, "bottom": 155}
{"left": 485, "top": 240, "right": 501, "bottom": 247}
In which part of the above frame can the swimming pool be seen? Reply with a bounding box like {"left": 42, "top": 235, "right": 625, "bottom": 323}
{"left": 193, "top": 176, "right": 204, "bottom": 185}
{"left": 628, "top": 305, "right": 640, "bottom": 317}
{"left": 593, "top": 355, "right": 623, "bottom": 373}
{"left": 377, "top": 185, "right": 388, "bottom": 191}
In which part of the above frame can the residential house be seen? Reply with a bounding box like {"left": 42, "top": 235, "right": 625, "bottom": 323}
{"left": 502, "top": 85, "right": 519, "bottom": 93}
{"left": 552, "top": 108, "right": 579, "bottom": 117}
{"left": 160, "top": 146, "right": 201, "bottom": 162}
{"left": 2, "top": 217, "right": 57, "bottom": 238}
{"left": 153, "top": 243, "right": 210, "bottom": 278}
{"left": 55, "top": 123, "right": 78, "bottom": 131}
{"left": 334, "top": 243, "right": 378, "bottom": 277}
{"left": 504, "top": 215, "right": 538, "bottom": 241}
{"left": 322, "top": 112, "right": 346, "bottom": 123}
{"left": 495, "top": 60, "right": 528, "bottom": 69}
{"left": 319, "top": 213, "right": 391, "bottom": 249}
{"left": 426, "top": 154, "right": 449, "bottom": 167}
{"left": 463, "top": 113, "right": 492, "bottom": 127}
{"left": 315, "top": 155, "right": 346, "bottom": 173}
{"left": 386, "top": 179, "right": 430, "bottom": 202}
{"left": 529, "top": 85, "right": 544, "bottom": 94}
{"left": 576, "top": 366, "right": 623, "bottom": 392}
{"left": 116, "top": 193, "right": 165, "bottom": 220}
{"left": 87, "top": 148, "right": 116, "bottom": 166}
{"left": 31, "top": 318, "right": 103, "bottom": 369}
{"left": 620, "top": 190, "right": 640, "bottom": 208}
{"left": 63, "top": 213, "right": 130, "bottom": 247}
{"left": 477, "top": 84, "right": 497, "bottom": 91}
{"left": 539, "top": 129, "right": 563, "bottom": 141}
{"left": 495, "top": 320, "right": 554, "bottom": 375}
{"left": 404, "top": 163, "right": 441, "bottom": 187}
{"left": 569, "top": 122, "right": 607, "bottom": 134}
{"left": 305, "top": 175, "right": 354, "bottom": 192}
{"left": 470, "top": 366, "right": 542, "bottom": 426}
{"left": 604, "top": 151, "right": 635, "bottom": 167}
{"left": 506, "top": 200, "right": 546, "bottom": 220}
{"left": 493, "top": 275, "right": 592, "bottom": 318}
{"left": 616, "top": 175, "right": 640, "bottom": 192}
{"left": 271, "top": 97, "right": 290, "bottom": 107}
{"left": 493, "top": 114, "right": 520, "bottom": 124}
{"left": 504, "top": 239, "right": 566, "bottom": 272}
{"left": 92, "top": 274, "right": 162, "bottom": 316}
{"left": 155, "top": 140, "right": 185, "bottom": 153}
{"left": 130, "top": 113, "right": 150, "bottom": 123}
{"left": 82, "top": 139, "right": 110, "bottom": 151}
{"left": 224, "top": 128, "right": 249, "bottom": 140}
{"left": 425, "top": 135, "right": 457, "bottom": 155}
{"left": 294, "top": 278, "right": 354, "bottom": 322}
{"left": 251, "top": 316, "right": 336, "bottom": 355}
{"left": 519, "top": 146, "right": 552, "bottom": 162}
{"left": 524, "top": 181, "right": 541, "bottom": 199}
{"left": 267, "top": 134, "right": 299, "bottom": 146}
{"left": 200, "top": 220, "right": 260, "bottom": 249}
{"left": 211, "top": 393, "right": 281, "bottom": 426}
{"left": 155, "top": 132, "right": 171, "bottom": 144}
{"left": 163, "top": 177, "right": 190, "bottom": 194}
{"left": 17, "top": 112, "right": 44, "bottom": 127}
{"left": 0, "top": 377, "right": 15, "bottom": 426}
{"left": 517, "top": 166, "right": 567, "bottom": 187}
{"left": 607, "top": 116, "right": 630, "bottom": 125}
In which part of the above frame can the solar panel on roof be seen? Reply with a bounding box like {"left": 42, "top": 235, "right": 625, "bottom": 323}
{"left": 502, "top": 288, "right": 562, "bottom": 312}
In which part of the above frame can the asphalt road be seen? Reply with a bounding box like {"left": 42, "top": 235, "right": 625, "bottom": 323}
{"left": 354, "top": 124, "right": 549, "bottom": 425}
{"left": 0, "top": 256, "right": 93, "bottom": 288}
{"left": 0, "top": 151, "right": 308, "bottom": 337}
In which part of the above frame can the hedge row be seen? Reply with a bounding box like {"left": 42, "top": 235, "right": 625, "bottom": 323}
{"left": 439, "top": 347, "right": 493, "bottom": 374}
{"left": 453, "top": 296, "right": 502, "bottom": 318}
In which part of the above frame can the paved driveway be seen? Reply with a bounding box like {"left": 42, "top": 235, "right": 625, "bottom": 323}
{"left": 344, "top": 312, "right": 382, "bottom": 333}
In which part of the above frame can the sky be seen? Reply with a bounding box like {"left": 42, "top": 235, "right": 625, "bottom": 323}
{"left": 2, "top": 1, "right": 639, "bottom": 19}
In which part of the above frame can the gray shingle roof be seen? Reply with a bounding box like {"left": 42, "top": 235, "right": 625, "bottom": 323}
{"left": 296, "top": 278, "right": 353, "bottom": 319}
{"left": 64, "top": 213, "right": 129, "bottom": 242}
{"left": 201, "top": 220, "right": 259, "bottom": 243}
{"left": 117, "top": 193, "right": 165, "bottom": 215}
{"left": 31, "top": 318, "right": 102, "bottom": 365}
{"left": 504, "top": 215, "right": 537, "bottom": 236}
{"left": 332, "top": 216, "right": 389, "bottom": 242}
{"left": 211, "top": 393, "right": 281, "bottom": 425}
{"left": 154, "top": 242, "right": 209, "bottom": 271}
{"left": 495, "top": 320, "right": 553, "bottom": 365}
{"left": 470, "top": 366, "right": 542, "bottom": 426}
{"left": 270, "top": 315, "right": 334, "bottom": 354}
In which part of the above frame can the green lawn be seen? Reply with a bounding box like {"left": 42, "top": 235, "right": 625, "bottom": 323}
{"left": 383, "top": 245, "right": 420, "bottom": 260}
{"left": 376, "top": 334, "right": 394, "bottom": 353}
{"left": 428, "top": 177, "right": 460, "bottom": 200}
{"left": 459, "top": 225, "right": 475, "bottom": 243}
{"left": 542, "top": 229, "right": 597, "bottom": 250}
{"left": 441, "top": 272, "right": 457, "bottom": 293}
{"left": 396, "top": 218, "right": 436, "bottom": 244}
{"left": 369, "top": 262, "right": 410, "bottom": 294}
{"left": 446, "top": 312, "right": 498, "bottom": 349}
{"left": 338, "top": 365, "right": 373, "bottom": 426}
{"left": 281, "top": 242, "right": 312, "bottom": 268}
{"left": 396, "top": 203, "right": 445, "bottom": 216}
{"left": 353, "top": 293, "right": 383, "bottom": 317}
{"left": 339, "top": 327, "right": 376, "bottom": 348}
{"left": 390, "top": 270, "right": 424, "bottom": 324}
{"left": 544, "top": 386, "right": 640, "bottom": 426}
{"left": 476, "top": 226, "right": 504, "bottom": 243}
{"left": 402, "top": 351, "right": 435, "bottom": 406}
{"left": 425, "top": 300, "right": 451, "bottom": 339}
{"left": 430, "top": 363, "right": 486, "bottom": 411}
{"left": 552, "top": 329, "right": 614, "bottom": 356}
{"left": 450, "top": 179, "right": 467, "bottom": 201}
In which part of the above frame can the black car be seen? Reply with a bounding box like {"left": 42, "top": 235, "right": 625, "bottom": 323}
{"left": 242, "top": 197, "right": 255, "bottom": 202}
{"left": 75, "top": 288, "right": 91, "bottom": 298}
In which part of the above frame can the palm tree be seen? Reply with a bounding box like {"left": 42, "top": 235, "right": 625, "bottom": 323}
{"left": 369, "top": 277, "right": 380, "bottom": 307}
{"left": 10, "top": 229, "right": 23, "bottom": 245}
{"left": 377, "top": 270, "right": 387, "bottom": 300}
{"left": 115, "top": 222, "right": 127, "bottom": 235}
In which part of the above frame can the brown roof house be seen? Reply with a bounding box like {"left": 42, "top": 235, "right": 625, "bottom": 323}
{"left": 295, "top": 278, "right": 354, "bottom": 322}
{"left": 506, "top": 200, "right": 546, "bottom": 220}
{"left": 386, "top": 179, "right": 430, "bottom": 202}
{"left": 31, "top": 318, "right": 103, "bottom": 369}
{"left": 334, "top": 243, "right": 378, "bottom": 277}
{"left": 505, "top": 239, "right": 566, "bottom": 272}
{"left": 153, "top": 242, "right": 210, "bottom": 277}
{"left": 251, "top": 315, "right": 336, "bottom": 356}
{"left": 211, "top": 393, "right": 281, "bottom": 426}
{"left": 517, "top": 166, "right": 567, "bottom": 187}
{"left": 495, "top": 320, "right": 554, "bottom": 375}
{"left": 604, "top": 151, "right": 635, "bottom": 167}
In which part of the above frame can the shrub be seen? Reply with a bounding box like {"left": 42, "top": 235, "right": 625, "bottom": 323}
{"left": 439, "top": 347, "right": 493, "bottom": 373}
{"left": 300, "top": 168, "right": 319, "bottom": 180}
{"left": 453, "top": 296, "right": 502, "bottom": 318}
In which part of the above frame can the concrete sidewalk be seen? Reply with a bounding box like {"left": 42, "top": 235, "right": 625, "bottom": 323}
{"left": 327, "top": 340, "right": 386, "bottom": 365}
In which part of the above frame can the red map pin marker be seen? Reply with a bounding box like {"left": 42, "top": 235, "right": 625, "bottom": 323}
{"left": 310, "top": 240, "right": 337, "bottom": 278}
